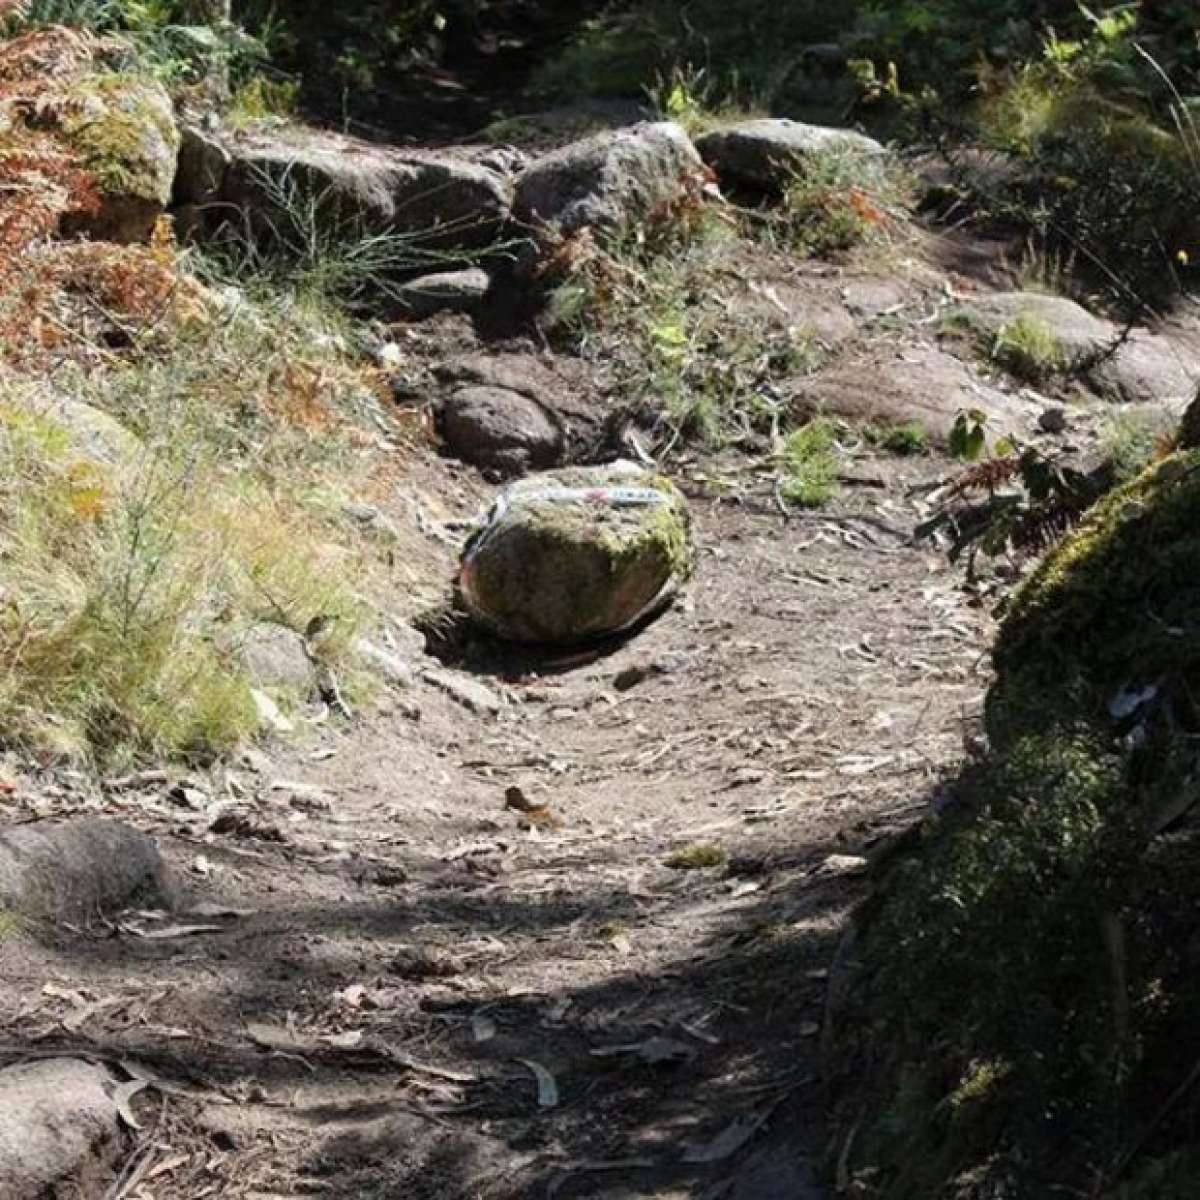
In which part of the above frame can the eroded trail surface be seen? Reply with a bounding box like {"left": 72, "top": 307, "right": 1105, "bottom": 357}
{"left": 1, "top": 455, "right": 992, "bottom": 1198}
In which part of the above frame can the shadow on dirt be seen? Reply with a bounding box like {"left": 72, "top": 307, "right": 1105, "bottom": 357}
{"left": 9, "top": 795, "right": 901, "bottom": 1198}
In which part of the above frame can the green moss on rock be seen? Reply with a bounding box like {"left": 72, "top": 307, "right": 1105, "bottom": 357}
{"left": 989, "top": 449, "right": 1200, "bottom": 746}
{"left": 460, "top": 464, "right": 694, "bottom": 644}
{"left": 59, "top": 73, "right": 180, "bottom": 241}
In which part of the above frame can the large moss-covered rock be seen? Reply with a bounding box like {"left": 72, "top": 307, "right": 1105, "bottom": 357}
{"left": 989, "top": 448, "right": 1200, "bottom": 747}
{"left": 59, "top": 74, "right": 180, "bottom": 242}
{"left": 459, "top": 463, "right": 693, "bottom": 644}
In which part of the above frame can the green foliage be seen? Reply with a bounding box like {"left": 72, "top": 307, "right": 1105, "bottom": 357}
{"left": 866, "top": 420, "right": 929, "bottom": 455}
{"left": 666, "top": 842, "right": 727, "bottom": 870}
{"left": 0, "top": 266, "right": 389, "bottom": 766}
{"left": 843, "top": 733, "right": 1141, "bottom": 1198}
{"left": 774, "top": 145, "right": 908, "bottom": 258}
{"left": 1103, "top": 408, "right": 1166, "bottom": 482}
{"left": 948, "top": 407, "right": 990, "bottom": 461}
{"left": 778, "top": 418, "right": 840, "bottom": 507}
{"left": 15, "top": 0, "right": 269, "bottom": 88}
{"left": 991, "top": 311, "right": 1065, "bottom": 380}
{"left": 544, "top": 199, "right": 823, "bottom": 453}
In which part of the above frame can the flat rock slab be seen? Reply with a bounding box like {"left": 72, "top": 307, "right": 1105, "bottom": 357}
{"left": 791, "top": 344, "right": 1038, "bottom": 441}
{"left": 697, "top": 118, "right": 883, "bottom": 192}
{"left": 0, "top": 1059, "right": 124, "bottom": 1199}
{"left": 955, "top": 291, "right": 1200, "bottom": 404}
{"left": 0, "top": 819, "right": 173, "bottom": 922}
{"left": 219, "top": 126, "right": 512, "bottom": 251}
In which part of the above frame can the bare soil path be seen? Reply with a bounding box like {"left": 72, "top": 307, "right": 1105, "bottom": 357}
{"left": 0, "top": 449, "right": 992, "bottom": 1198}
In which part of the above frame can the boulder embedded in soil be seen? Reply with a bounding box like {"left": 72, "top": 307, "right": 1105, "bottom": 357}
{"left": 219, "top": 126, "right": 512, "bottom": 251}
{"left": 439, "top": 386, "right": 565, "bottom": 475}
{"left": 395, "top": 268, "right": 491, "bottom": 319}
{"left": 3, "top": 391, "right": 141, "bottom": 468}
{"left": 696, "top": 118, "right": 883, "bottom": 193}
{"left": 512, "top": 121, "right": 705, "bottom": 238}
{"left": 0, "top": 1059, "right": 124, "bottom": 1200}
{"left": 953, "top": 291, "right": 1200, "bottom": 404}
{"left": 237, "top": 622, "right": 313, "bottom": 692}
{"left": 459, "top": 462, "right": 694, "bottom": 644}
{"left": 0, "top": 819, "right": 173, "bottom": 922}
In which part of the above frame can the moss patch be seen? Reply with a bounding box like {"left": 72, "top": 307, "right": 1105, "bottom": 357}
{"left": 460, "top": 467, "right": 694, "bottom": 644}
{"left": 989, "top": 449, "right": 1200, "bottom": 745}
{"left": 60, "top": 73, "right": 179, "bottom": 205}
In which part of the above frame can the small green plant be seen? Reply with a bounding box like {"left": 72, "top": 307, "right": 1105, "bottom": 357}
{"left": 0, "top": 908, "right": 26, "bottom": 941}
{"left": 1102, "top": 409, "right": 1166, "bottom": 482}
{"left": 948, "top": 407, "right": 991, "bottom": 461}
{"left": 646, "top": 63, "right": 712, "bottom": 131}
{"left": 778, "top": 418, "right": 841, "bottom": 507}
{"left": 867, "top": 420, "right": 929, "bottom": 455}
{"left": 667, "top": 843, "right": 727, "bottom": 870}
{"left": 227, "top": 73, "right": 300, "bottom": 124}
{"left": 991, "top": 312, "right": 1065, "bottom": 381}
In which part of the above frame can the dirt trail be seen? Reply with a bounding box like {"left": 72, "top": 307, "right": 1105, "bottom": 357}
{"left": 0, "top": 449, "right": 992, "bottom": 1198}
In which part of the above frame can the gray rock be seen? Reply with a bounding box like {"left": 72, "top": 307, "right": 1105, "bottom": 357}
{"left": 354, "top": 638, "right": 415, "bottom": 688}
{"left": 0, "top": 1060, "right": 124, "bottom": 1199}
{"left": 459, "top": 462, "right": 694, "bottom": 644}
{"left": 696, "top": 118, "right": 883, "bottom": 192}
{"left": 0, "top": 820, "right": 173, "bottom": 921}
{"left": 513, "top": 121, "right": 705, "bottom": 238}
{"left": 395, "top": 268, "right": 490, "bottom": 319}
{"left": 174, "top": 122, "right": 231, "bottom": 205}
{"left": 439, "top": 386, "right": 564, "bottom": 474}
{"left": 237, "top": 623, "right": 312, "bottom": 692}
{"left": 955, "top": 291, "right": 1200, "bottom": 404}
{"left": 220, "top": 126, "right": 512, "bottom": 251}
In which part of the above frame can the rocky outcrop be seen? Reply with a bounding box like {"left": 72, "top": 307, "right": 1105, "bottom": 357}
{"left": 954, "top": 291, "right": 1200, "bottom": 405}
{"left": 215, "top": 126, "right": 512, "bottom": 251}
{"left": 459, "top": 462, "right": 694, "bottom": 643}
{"left": 513, "top": 121, "right": 705, "bottom": 238}
{"left": 696, "top": 118, "right": 883, "bottom": 193}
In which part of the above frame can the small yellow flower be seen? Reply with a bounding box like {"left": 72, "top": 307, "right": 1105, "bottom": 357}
{"left": 1177, "top": 249, "right": 1190, "bottom": 267}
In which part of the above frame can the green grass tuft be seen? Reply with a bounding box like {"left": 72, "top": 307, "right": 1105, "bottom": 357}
{"left": 667, "top": 843, "right": 727, "bottom": 870}
{"left": 778, "top": 419, "right": 841, "bottom": 507}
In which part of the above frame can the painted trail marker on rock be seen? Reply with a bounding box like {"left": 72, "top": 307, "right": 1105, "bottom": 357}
{"left": 459, "top": 462, "right": 694, "bottom": 644}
